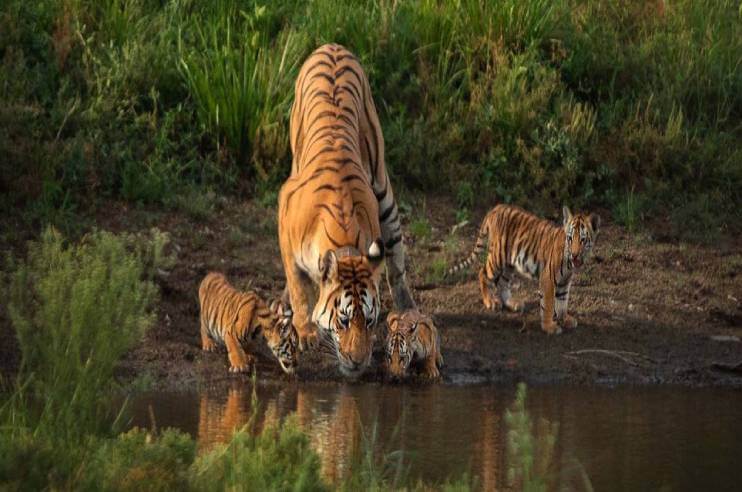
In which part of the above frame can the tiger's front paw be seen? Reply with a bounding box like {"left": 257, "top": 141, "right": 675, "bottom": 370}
{"left": 228, "top": 354, "right": 254, "bottom": 373}
{"left": 541, "top": 320, "right": 562, "bottom": 335}
{"left": 482, "top": 295, "right": 502, "bottom": 311}
{"left": 423, "top": 362, "right": 441, "bottom": 379}
{"left": 504, "top": 299, "right": 521, "bottom": 313}
{"left": 297, "top": 322, "right": 319, "bottom": 352}
{"left": 560, "top": 314, "right": 578, "bottom": 330}
{"left": 202, "top": 339, "right": 216, "bottom": 352}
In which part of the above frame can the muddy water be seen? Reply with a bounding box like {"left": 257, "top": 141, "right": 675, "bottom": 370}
{"left": 129, "top": 384, "right": 742, "bottom": 490}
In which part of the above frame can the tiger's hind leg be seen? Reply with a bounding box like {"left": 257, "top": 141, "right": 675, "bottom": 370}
{"left": 479, "top": 266, "right": 501, "bottom": 311}
{"left": 376, "top": 182, "right": 415, "bottom": 310}
{"left": 496, "top": 266, "right": 521, "bottom": 312}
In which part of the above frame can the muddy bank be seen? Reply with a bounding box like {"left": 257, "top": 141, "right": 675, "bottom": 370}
{"left": 100, "top": 197, "right": 741, "bottom": 390}
{"left": 3, "top": 197, "right": 741, "bottom": 389}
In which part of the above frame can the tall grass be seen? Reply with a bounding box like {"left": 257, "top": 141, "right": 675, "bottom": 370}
{"left": 1, "top": 0, "right": 740, "bottom": 235}
{"left": 179, "top": 5, "right": 304, "bottom": 181}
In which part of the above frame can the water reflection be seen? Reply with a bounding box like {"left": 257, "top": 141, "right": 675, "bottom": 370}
{"left": 130, "top": 384, "right": 742, "bottom": 490}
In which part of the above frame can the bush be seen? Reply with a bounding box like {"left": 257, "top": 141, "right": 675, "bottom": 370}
{"left": 6, "top": 227, "right": 157, "bottom": 440}
{"left": 190, "top": 416, "right": 327, "bottom": 492}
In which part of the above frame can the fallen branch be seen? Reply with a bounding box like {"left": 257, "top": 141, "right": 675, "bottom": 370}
{"left": 563, "top": 349, "right": 655, "bottom": 367}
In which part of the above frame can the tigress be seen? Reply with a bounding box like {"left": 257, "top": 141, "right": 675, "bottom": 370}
{"left": 278, "top": 43, "right": 415, "bottom": 377}
{"left": 385, "top": 310, "right": 443, "bottom": 379}
{"left": 447, "top": 205, "right": 600, "bottom": 334}
{"left": 198, "top": 272, "right": 298, "bottom": 374}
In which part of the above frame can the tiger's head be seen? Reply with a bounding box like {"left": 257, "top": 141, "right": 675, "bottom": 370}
{"left": 265, "top": 300, "right": 299, "bottom": 375}
{"left": 385, "top": 311, "right": 419, "bottom": 380}
{"left": 563, "top": 206, "right": 601, "bottom": 269}
{"left": 313, "top": 239, "right": 385, "bottom": 378}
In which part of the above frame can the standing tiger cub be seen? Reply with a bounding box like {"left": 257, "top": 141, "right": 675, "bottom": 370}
{"left": 386, "top": 310, "right": 443, "bottom": 379}
{"left": 448, "top": 205, "right": 600, "bottom": 335}
{"left": 278, "top": 44, "right": 415, "bottom": 377}
{"left": 199, "top": 272, "right": 298, "bottom": 374}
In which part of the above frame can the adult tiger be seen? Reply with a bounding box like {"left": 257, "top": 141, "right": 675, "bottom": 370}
{"left": 447, "top": 204, "right": 600, "bottom": 334}
{"left": 278, "top": 43, "right": 415, "bottom": 377}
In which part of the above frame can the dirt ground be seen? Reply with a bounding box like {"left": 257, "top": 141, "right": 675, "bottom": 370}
{"left": 4, "top": 196, "right": 742, "bottom": 389}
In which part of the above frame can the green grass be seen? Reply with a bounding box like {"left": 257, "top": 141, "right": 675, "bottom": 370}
{"left": 1, "top": 0, "right": 740, "bottom": 236}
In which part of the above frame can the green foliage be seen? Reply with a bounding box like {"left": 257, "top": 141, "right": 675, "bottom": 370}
{"left": 178, "top": 5, "right": 305, "bottom": 182}
{"left": 2, "top": 0, "right": 741, "bottom": 236}
{"left": 6, "top": 227, "right": 157, "bottom": 440}
{"left": 505, "top": 383, "right": 559, "bottom": 492}
{"left": 190, "top": 416, "right": 327, "bottom": 492}
{"left": 81, "top": 428, "right": 197, "bottom": 492}
{"left": 409, "top": 217, "right": 432, "bottom": 243}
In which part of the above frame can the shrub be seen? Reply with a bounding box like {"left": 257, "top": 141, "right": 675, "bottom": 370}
{"left": 189, "top": 416, "right": 327, "bottom": 492}
{"left": 6, "top": 227, "right": 158, "bottom": 439}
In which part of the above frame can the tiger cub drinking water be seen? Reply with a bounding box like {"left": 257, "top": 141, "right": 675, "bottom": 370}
{"left": 447, "top": 205, "right": 600, "bottom": 335}
{"left": 198, "top": 272, "right": 298, "bottom": 374}
{"left": 385, "top": 310, "right": 443, "bottom": 379}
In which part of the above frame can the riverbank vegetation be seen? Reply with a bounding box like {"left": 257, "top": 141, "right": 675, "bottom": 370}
{"left": 1, "top": 228, "right": 565, "bottom": 490}
{"left": 1, "top": 0, "right": 740, "bottom": 241}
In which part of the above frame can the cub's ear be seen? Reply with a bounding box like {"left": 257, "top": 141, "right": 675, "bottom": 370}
{"left": 367, "top": 238, "right": 385, "bottom": 266}
{"left": 589, "top": 213, "right": 601, "bottom": 234}
{"left": 386, "top": 311, "right": 401, "bottom": 329}
{"left": 409, "top": 321, "right": 419, "bottom": 335}
{"left": 319, "top": 249, "right": 338, "bottom": 282}
{"left": 562, "top": 206, "right": 573, "bottom": 226}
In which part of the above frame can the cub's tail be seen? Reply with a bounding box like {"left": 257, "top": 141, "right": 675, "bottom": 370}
{"left": 446, "top": 212, "right": 492, "bottom": 277}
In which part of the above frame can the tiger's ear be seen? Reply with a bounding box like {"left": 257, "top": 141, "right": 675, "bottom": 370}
{"left": 386, "top": 311, "right": 401, "bottom": 329}
{"left": 367, "top": 238, "right": 385, "bottom": 267}
{"left": 562, "top": 206, "right": 573, "bottom": 227}
{"left": 589, "top": 213, "right": 601, "bottom": 234}
{"left": 319, "top": 250, "right": 338, "bottom": 282}
{"left": 409, "top": 321, "right": 419, "bottom": 336}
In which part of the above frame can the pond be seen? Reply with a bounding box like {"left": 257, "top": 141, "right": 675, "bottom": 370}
{"left": 128, "top": 383, "right": 742, "bottom": 490}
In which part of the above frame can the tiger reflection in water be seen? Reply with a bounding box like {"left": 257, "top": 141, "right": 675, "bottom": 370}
{"left": 195, "top": 384, "right": 364, "bottom": 483}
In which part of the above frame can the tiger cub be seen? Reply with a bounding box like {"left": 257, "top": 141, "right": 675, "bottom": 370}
{"left": 198, "top": 272, "right": 298, "bottom": 374}
{"left": 385, "top": 310, "right": 443, "bottom": 379}
{"left": 447, "top": 205, "right": 600, "bottom": 335}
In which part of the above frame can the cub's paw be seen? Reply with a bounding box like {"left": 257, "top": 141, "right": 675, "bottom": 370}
{"left": 541, "top": 321, "right": 563, "bottom": 335}
{"left": 482, "top": 295, "right": 502, "bottom": 311}
{"left": 504, "top": 300, "right": 522, "bottom": 313}
{"left": 560, "top": 315, "right": 578, "bottom": 330}
{"left": 297, "top": 322, "right": 320, "bottom": 352}
{"left": 202, "top": 339, "right": 216, "bottom": 352}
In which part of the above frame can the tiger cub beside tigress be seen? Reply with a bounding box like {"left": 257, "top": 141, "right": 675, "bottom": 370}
{"left": 385, "top": 310, "right": 443, "bottom": 379}
{"left": 447, "top": 205, "right": 600, "bottom": 335}
{"left": 199, "top": 272, "right": 298, "bottom": 374}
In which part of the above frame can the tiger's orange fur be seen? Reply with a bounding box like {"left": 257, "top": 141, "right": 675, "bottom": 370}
{"left": 198, "top": 272, "right": 298, "bottom": 374}
{"left": 448, "top": 205, "right": 600, "bottom": 334}
{"left": 386, "top": 310, "right": 443, "bottom": 379}
{"left": 278, "top": 44, "right": 415, "bottom": 377}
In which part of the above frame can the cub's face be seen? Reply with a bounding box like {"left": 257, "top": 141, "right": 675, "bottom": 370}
{"left": 265, "top": 300, "right": 298, "bottom": 375}
{"left": 385, "top": 311, "right": 420, "bottom": 379}
{"left": 563, "top": 206, "right": 601, "bottom": 269}
{"left": 313, "top": 240, "right": 384, "bottom": 378}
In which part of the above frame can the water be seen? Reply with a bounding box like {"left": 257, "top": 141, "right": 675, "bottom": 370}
{"left": 129, "top": 383, "right": 742, "bottom": 490}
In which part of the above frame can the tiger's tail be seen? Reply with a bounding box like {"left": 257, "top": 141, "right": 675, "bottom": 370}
{"left": 446, "top": 212, "right": 492, "bottom": 277}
